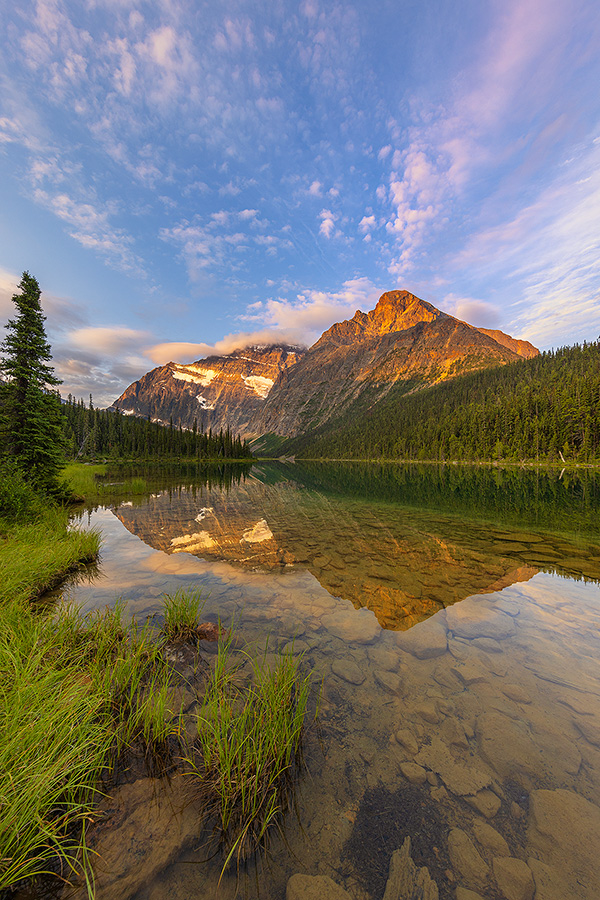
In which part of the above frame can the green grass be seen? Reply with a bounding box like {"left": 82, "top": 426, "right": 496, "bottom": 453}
{"left": 185, "top": 633, "right": 314, "bottom": 875}
{"left": 160, "top": 586, "right": 206, "bottom": 643}
{"left": 0, "top": 506, "right": 101, "bottom": 605}
{"left": 0, "top": 596, "right": 185, "bottom": 895}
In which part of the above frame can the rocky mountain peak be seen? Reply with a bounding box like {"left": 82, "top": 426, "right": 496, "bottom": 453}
{"left": 313, "top": 290, "right": 446, "bottom": 350}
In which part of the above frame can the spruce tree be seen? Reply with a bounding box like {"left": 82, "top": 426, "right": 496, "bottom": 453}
{"left": 0, "top": 271, "right": 66, "bottom": 495}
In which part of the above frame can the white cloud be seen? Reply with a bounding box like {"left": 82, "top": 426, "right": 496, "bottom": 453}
{"left": 244, "top": 276, "right": 381, "bottom": 345}
{"left": 359, "top": 214, "right": 376, "bottom": 233}
{"left": 308, "top": 180, "right": 322, "bottom": 196}
{"left": 319, "top": 208, "right": 337, "bottom": 238}
{"left": 67, "top": 326, "right": 152, "bottom": 357}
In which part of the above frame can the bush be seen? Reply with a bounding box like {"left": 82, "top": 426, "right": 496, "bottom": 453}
{"left": 0, "top": 460, "right": 45, "bottom": 522}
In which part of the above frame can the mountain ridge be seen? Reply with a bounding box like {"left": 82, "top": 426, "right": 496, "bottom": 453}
{"left": 111, "top": 290, "right": 538, "bottom": 439}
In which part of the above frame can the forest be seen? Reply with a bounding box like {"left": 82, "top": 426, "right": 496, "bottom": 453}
{"left": 280, "top": 341, "right": 600, "bottom": 463}
{"left": 61, "top": 395, "right": 253, "bottom": 461}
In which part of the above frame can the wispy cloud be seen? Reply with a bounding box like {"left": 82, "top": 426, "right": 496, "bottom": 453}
{"left": 377, "top": 0, "right": 595, "bottom": 276}
{"left": 452, "top": 133, "right": 600, "bottom": 346}
{"left": 440, "top": 294, "right": 500, "bottom": 329}
{"left": 32, "top": 184, "right": 144, "bottom": 275}
{"left": 161, "top": 209, "right": 291, "bottom": 279}
{"left": 148, "top": 275, "right": 383, "bottom": 364}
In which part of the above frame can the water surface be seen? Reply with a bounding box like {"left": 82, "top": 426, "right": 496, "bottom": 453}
{"left": 60, "top": 462, "right": 600, "bottom": 900}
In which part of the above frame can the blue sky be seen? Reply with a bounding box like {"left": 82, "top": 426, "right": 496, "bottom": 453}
{"left": 1, "top": 0, "right": 599, "bottom": 405}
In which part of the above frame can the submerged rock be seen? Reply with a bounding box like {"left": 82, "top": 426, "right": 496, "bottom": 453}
{"left": 445, "top": 601, "right": 517, "bottom": 640}
{"left": 447, "top": 828, "right": 489, "bottom": 890}
{"left": 286, "top": 873, "right": 353, "bottom": 900}
{"left": 492, "top": 856, "right": 534, "bottom": 900}
{"left": 69, "top": 777, "right": 199, "bottom": 900}
{"left": 395, "top": 619, "right": 448, "bottom": 659}
{"left": 527, "top": 788, "right": 600, "bottom": 897}
{"left": 382, "top": 836, "right": 439, "bottom": 900}
{"left": 331, "top": 657, "right": 366, "bottom": 685}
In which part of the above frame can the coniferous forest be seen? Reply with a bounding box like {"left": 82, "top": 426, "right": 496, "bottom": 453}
{"left": 60, "top": 395, "right": 253, "bottom": 461}
{"left": 279, "top": 341, "right": 600, "bottom": 463}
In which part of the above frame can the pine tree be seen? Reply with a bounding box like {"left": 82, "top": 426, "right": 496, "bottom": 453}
{"left": 0, "top": 272, "right": 66, "bottom": 495}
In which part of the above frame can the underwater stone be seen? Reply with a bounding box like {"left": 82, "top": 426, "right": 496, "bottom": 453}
{"left": 286, "top": 874, "right": 353, "bottom": 900}
{"left": 448, "top": 828, "right": 489, "bottom": 890}
{"left": 492, "top": 857, "right": 534, "bottom": 900}
{"left": 395, "top": 619, "right": 448, "bottom": 659}
{"left": 331, "top": 658, "right": 366, "bottom": 685}
{"left": 472, "top": 820, "right": 509, "bottom": 857}
{"left": 382, "top": 835, "right": 439, "bottom": 900}
{"left": 400, "top": 762, "right": 427, "bottom": 785}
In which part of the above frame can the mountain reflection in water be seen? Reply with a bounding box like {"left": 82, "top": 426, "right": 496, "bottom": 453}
{"left": 109, "top": 462, "right": 600, "bottom": 631}
{"left": 54, "top": 461, "right": 600, "bottom": 900}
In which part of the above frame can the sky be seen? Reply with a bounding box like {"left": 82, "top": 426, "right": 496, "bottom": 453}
{"left": 1, "top": 0, "right": 599, "bottom": 407}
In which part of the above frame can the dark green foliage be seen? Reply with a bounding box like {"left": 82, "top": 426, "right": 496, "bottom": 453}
{"left": 61, "top": 396, "right": 253, "bottom": 461}
{"left": 282, "top": 342, "right": 600, "bottom": 463}
{"left": 0, "top": 272, "right": 66, "bottom": 495}
{"left": 0, "top": 459, "right": 45, "bottom": 522}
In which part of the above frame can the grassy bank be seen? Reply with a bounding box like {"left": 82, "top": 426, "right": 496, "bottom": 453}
{"left": 0, "top": 463, "right": 101, "bottom": 606}
{"left": 0, "top": 596, "right": 179, "bottom": 893}
{"left": 0, "top": 509, "right": 100, "bottom": 605}
{"left": 0, "top": 593, "right": 314, "bottom": 895}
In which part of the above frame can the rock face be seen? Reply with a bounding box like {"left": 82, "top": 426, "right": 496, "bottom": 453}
{"left": 254, "top": 290, "right": 538, "bottom": 437}
{"left": 110, "top": 290, "right": 537, "bottom": 439}
{"left": 111, "top": 344, "right": 304, "bottom": 437}
{"left": 478, "top": 329, "right": 539, "bottom": 359}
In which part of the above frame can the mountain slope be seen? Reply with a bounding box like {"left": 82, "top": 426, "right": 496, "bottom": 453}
{"left": 110, "top": 289, "right": 537, "bottom": 441}
{"left": 254, "top": 290, "right": 537, "bottom": 437}
{"left": 111, "top": 345, "right": 304, "bottom": 436}
{"left": 276, "top": 341, "right": 600, "bottom": 462}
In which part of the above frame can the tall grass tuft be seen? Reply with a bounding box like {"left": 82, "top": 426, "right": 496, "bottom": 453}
{"left": 0, "top": 600, "right": 111, "bottom": 892}
{"left": 185, "top": 633, "right": 313, "bottom": 874}
{"left": 0, "top": 596, "right": 183, "bottom": 895}
{"left": 161, "top": 587, "right": 206, "bottom": 643}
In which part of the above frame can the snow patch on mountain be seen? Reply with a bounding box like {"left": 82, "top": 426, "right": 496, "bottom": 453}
{"left": 172, "top": 367, "right": 217, "bottom": 386}
{"left": 243, "top": 375, "right": 274, "bottom": 398}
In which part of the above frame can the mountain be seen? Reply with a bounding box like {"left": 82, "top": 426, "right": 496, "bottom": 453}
{"left": 254, "top": 290, "right": 538, "bottom": 437}
{"left": 280, "top": 341, "right": 600, "bottom": 462}
{"left": 110, "top": 345, "right": 304, "bottom": 436}
{"left": 111, "top": 290, "right": 538, "bottom": 440}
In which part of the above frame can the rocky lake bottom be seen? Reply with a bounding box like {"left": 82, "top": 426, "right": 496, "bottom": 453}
{"left": 45, "top": 464, "right": 600, "bottom": 900}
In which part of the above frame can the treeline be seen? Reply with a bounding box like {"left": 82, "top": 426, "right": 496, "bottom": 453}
{"left": 62, "top": 396, "right": 253, "bottom": 460}
{"left": 282, "top": 341, "right": 600, "bottom": 463}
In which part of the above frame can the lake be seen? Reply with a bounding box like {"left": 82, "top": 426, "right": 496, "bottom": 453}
{"left": 57, "top": 462, "right": 600, "bottom": 900}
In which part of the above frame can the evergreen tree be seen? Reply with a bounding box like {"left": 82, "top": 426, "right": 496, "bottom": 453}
{"left": 0, "top": 272, "right": 66, "bottom": 495}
